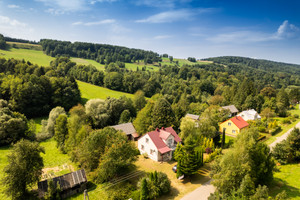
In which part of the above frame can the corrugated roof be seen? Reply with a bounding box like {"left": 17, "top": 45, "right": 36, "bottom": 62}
{"left": 222, "top": 105, "right": 239, "bottom": 113}
{"left": 230, "top": 116, "right": 249, "bottom": 129}
{"left": 111, "top": 122, "right": 137, "bottom": 136}
{"left": 38, "top": 169, "right": 87, "bottom": 193}
{"left": 185, "top": 113, "right": 200, "bottom": 120}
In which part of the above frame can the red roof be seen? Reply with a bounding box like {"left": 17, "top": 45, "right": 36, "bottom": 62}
{"left": 147, "top": 131, "right": 171, "bottom": 154}
{"left": 145, "top": 127, "right": 181, "bottom": 154}
{"left": 229, "top": 116, "right": 249, "bottom": 129}
{"left": 163, "top": 127, "right": 182, "bottom": 143}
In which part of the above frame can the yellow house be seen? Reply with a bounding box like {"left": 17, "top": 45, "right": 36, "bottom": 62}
{"left": 219, "top": 116, "right": 249, "bottom": 136}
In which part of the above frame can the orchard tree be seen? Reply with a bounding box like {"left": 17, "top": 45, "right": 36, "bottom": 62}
{"left": 3, "top": 140, "right": 44, "bottom": 199}
{"left": 45, "top": 106, "right": 66, "bottom": 137}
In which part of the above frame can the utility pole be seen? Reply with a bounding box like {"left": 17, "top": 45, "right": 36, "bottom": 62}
{"left": 84, "top": 189, "right": 89, "bottom": 200}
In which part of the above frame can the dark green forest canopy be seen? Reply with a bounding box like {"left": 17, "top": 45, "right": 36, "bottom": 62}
{"left": 204, "top": 56, "right": 300, "bottom": 75}
{"left": 39, "top": 39, "right": 161, "bottom": 64}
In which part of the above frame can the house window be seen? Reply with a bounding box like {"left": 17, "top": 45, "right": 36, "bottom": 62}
{"left": 146, "top": 138, "right": 149, "bottom": 143}
{"left": 141, "top": 145, "right": 144, "bottom": 150}
{"left": 150, "top": 149, "right": 155, "bottom": 155}
{"left": 228, "top": 122, "right": 231, "bottom": 126}
{"left": 232, "top": 130, "right": 236, "bottom": 134}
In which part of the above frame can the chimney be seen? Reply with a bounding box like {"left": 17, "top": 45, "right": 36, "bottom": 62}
{"left": 162, "top": 127, "right": 164, "bottom": 130}
{"left": 156, "top": 128, "right": 159, "bottom": 132}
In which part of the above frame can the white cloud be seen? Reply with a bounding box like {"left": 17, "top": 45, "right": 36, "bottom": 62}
{"left": 136, "top": 8, "right": 213, "bottom": 23}
{"left": 8, "top": 4, "right": 20, "bottom": 9}
{"left": 154, "top": 35, "right": 173, "bottom": 40}
{"left": 207, "top": 20, "right": 300, "bottom": 44}
{"left": 36, "top": 0, "right": 86, "bottom": 14}
{"left": 133, "top": 0, "right": 194, "bottom": 8}
{"left": 90, "top": 0, "right": 118, "bottom": 4}
{"left": 0, "top": 15, "right": 34, "bottom": 39}
{"left": 275, "top": 20, "right": 300, "bottom": 39}
{"left": 72, "top": 19, "right": 116, "bottom": 26}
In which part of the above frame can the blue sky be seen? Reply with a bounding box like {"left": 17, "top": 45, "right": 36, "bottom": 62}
{"left": 0, "top": 0, "right": 300, "bottom": 64}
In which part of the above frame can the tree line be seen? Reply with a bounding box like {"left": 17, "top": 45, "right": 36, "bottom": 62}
{"left": 40, "top": 39, "right": 162, "bottom": 64}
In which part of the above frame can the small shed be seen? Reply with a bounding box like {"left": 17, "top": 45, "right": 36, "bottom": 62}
{"left": 38, "top": 169, "right": 87, "bottom": 199}
{"left": 221, "top": 105, "right": 239, "bottom": 117}
{"left": 185, "top": 113, "right": 200, "bottom": 120}
{"left": 111, "top": 122, "right": 139, "bottom": 141}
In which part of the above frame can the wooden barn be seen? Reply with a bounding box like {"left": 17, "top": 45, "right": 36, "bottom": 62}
{"left": 38, "top": 169, "right": 87, "bottom": 199}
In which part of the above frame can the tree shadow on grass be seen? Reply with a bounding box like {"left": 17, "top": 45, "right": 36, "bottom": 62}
{"left": 269, "top": 177, "right": 300, "bottom": 199}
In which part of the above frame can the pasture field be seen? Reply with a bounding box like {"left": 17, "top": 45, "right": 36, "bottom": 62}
{"left": 0, "top": 47, "right": 54, "bottom": 66}
{"left": 77, "top": 80, "right": 135, "bottom": 104}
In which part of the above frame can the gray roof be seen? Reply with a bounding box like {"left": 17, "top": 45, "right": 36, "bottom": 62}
{"left": 222, "top": 105, "right": 239, "bottom": 114}
{"left": 38, "top": 169, "right": 87, "bottom": 192}
{"left": 111, "top": 122, "right": 136, "bottom": 135}
{"left": 185, "top": 113, "right": 200, "bottom": 120}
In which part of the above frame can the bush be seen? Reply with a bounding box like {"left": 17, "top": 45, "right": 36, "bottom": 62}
{"left": 204, "top": 148, "right": 222, "bottom": 163}
{"left": 282, "top": 118, "right": 291, "bottom": 124}
{"left": 137, "top": 171, "right": 171, "bottom": 199}
{"left": 258, "top": 126, "right": 266, "bottom": 133}
{"left": 270, "top": 126, "right": 282, "bottom": 136}
{"left": 142, "top": 153, "right": 148, "bottom": 159}
{"left": 293, "top": 114, "right": 299, "bottom": 119}
{"left": 106, "top": 182, "right": 135, "bottom": 200}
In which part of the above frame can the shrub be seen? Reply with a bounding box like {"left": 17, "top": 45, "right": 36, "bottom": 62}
{"left": 258, "top": 126, "right": 266, "bottom": 133}
{"left": 204, "top": 148, "right": 222, "bottom": 163}
{"left": 282, "top": 118, "right": 291, "bottom": 124}
{"left": 293, "top": 114, "right": 299, "bottom": 119}
{"left": 205, "top": 147, "right": 213, "bottom": 154}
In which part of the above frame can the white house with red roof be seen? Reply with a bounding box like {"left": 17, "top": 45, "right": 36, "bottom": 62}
{"left": 138, "top": 127, "right": 182, "bottom": 162}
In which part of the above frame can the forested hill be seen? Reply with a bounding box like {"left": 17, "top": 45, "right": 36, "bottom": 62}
{"left": 204, "top": 56, "right": 300, "bottom": 75}
{"left": 40, "top": 39, "right": 161, "bottom": 64}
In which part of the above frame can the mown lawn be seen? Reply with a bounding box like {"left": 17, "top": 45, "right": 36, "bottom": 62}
{"left": 0, "top": 47, "right": 54, "bottom": 66}
{"left": 269, "top": 164, "right": 300, "bottom": 199}
{"left": 77, "top": 80, "right": 135, "bottom": 104}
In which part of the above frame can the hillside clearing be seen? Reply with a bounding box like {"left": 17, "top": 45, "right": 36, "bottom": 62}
{"left": 77, "top": 80, "right": 135, "bottom": 104}
{"left": 0, "top": 48, "right": 54, "bottom": 66}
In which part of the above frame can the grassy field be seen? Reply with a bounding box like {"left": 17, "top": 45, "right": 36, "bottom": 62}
{"left": 77, "top": 80, "right": 135, "bottom": 104}
{"left": 269, "top": 164, "right": 300, "bottom": 199}
{"left": 0, "top": 47, "right": 54, "bottom": 66}
{"left": 71, "top": 57, "right": 106, "bottom": 71}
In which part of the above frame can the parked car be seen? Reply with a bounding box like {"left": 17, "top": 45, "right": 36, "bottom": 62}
{"left": 172, "top": 165, "right": 177, "bottom": 173}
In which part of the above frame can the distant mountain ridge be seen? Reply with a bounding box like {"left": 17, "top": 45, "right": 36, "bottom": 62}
{"left": 204, "top": 56, "right": 300, "bottom": 75}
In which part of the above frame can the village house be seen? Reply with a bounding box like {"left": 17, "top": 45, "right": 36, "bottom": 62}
{"left": 138, "top": 127, "right": 182, "bottom": 162}
{"left": 219, "top": 116, "right": 249, "bottom": 136}
{"left": 38, "top": 169, "right": 87, "bottom": 199}
{"left": 185, "top": 113, "right": 200, "bottom": 120}
{"left": 221, "top": 105, "right": 239, "bottom": 117}
{"left": 111, "top": 122, "right": 139, "bottom": 141}
{"left": 237, "top": 109, "right": 261, "bottom": 121}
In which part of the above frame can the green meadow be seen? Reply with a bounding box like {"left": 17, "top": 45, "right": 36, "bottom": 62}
{"left": 77, "top": 80, "right": 135, "bottom": 104}
{"left": 0, "top": 47, "right": 54, "bottom": 67}
{"left": 71, "top": 57, "right": 106, "bottom": 71}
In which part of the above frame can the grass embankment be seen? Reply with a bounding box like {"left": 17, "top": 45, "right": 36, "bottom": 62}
{"left": 77, "top": 80, "right": 135, "bottom": 104}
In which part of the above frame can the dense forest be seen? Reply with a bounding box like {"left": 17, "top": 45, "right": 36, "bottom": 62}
{"left": 40, "top": 39, "right": 162, "bottom": 64}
